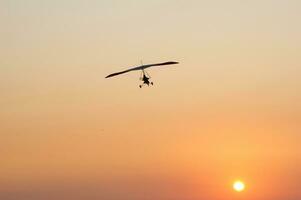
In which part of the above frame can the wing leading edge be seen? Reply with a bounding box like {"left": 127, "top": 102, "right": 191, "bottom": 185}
{"left": 105, "top": 61, "right": 179, "bottom": 78}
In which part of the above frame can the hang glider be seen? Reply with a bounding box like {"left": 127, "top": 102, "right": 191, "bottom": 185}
{"left": 105, "top": 61, "right": 179, "bottom": 88}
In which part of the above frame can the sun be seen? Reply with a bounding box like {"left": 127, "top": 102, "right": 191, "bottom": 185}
{"left": 233, "top": 180, "right": 245, "bottom": 192}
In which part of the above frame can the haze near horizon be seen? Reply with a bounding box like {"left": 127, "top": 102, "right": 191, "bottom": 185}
{"left": 1, "top": 1, "right": 301, "bottom": 200}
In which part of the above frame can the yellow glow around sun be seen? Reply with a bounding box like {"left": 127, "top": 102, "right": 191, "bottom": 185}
{"left": 233, "top": 180, "right": 245, "bottom": 192}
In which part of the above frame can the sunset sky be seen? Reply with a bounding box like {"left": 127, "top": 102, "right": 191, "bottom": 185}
{"left": 1, "top": 0, "right": 301, "bottom": 200}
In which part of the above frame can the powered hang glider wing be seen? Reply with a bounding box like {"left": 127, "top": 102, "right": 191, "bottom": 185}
{"left": 105, "top": 61, "right": 179, "bottom": 78}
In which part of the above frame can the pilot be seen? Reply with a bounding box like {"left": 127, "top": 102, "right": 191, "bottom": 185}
{"left": 139, "top": 72, "right": 153, "bottom": 88}
{"left": 142, "top": 74, "right": 150, "bottom": 85}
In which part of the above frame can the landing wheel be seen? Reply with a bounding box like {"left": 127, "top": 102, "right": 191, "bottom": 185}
{"left": 139, "top": 85, "right": 142, "bottom": 88}
{"left": 151, "top": 82, "right": 153, "bottom": 85}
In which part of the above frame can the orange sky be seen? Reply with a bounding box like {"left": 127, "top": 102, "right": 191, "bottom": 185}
{"left": 1, "top": 0, "right": 301, "bottom": 200}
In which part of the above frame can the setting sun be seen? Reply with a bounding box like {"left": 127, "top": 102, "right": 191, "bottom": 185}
{"left": 233, "top": 180, "right": 245, "bottom": 192}
{"left": 1, "top": 0, "right": 301, "bottom": 200}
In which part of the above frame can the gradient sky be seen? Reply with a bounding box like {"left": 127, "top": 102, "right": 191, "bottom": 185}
{"left": 1, "top": 0, "right": 301, "bottom": 200}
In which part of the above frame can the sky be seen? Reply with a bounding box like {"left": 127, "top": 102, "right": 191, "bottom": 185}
{"left": 1, "top": 0, "right": 301, "bottom": 200}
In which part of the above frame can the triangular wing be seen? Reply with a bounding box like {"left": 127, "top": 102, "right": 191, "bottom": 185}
{"left": 142, "top": 61, "right": 179, "bottom": 69}
{"left": 105, "top": 61, "right": 179, "bottom": 78}
{"left": 105, "top": 65, "right": 143, "bottom": 78}
{"left": 105, "top": 69, "right": 132, "bottom": 78}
